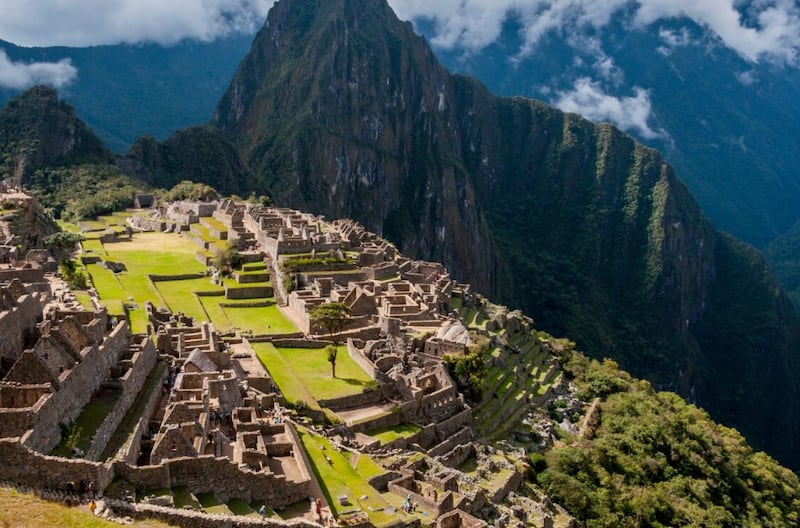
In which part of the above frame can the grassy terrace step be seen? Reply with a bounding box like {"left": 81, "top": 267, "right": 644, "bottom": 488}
{"left": 481, "top": 387, "right": 527, "bottom": 432}
{"left": 242, "top": 262, "right": 267, "bottom": 271}
{"left": 489, "top": 398, "right": 534, "bottom": 442}
{"left": 199, "top": 216, "right": 228, "bottom": 233}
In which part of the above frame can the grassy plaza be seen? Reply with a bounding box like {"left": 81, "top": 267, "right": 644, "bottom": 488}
{"left": 79, "top": 227, "right": 294, "bottom": 335}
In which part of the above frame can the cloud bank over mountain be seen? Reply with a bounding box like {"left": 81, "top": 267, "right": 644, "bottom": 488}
{"left": 553, "top": 78, "right": 666, "bottom": 139}
{"left": 2, "top": 0, "right": 795, "bottom": 65}
{"left": 0, "top": 50, "right": 77, "bottom": 90}
{"left": 390, "top": 0, "right": 800, "bottom": 65}
{"left": 0, "top": 0, "right": 272, "bottom": 47}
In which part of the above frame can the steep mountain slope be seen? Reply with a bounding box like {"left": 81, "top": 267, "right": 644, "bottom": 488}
{"left": 0, "top": 35, "right": 254, "bottom": 152}
{"left": 117, "top": 125, "right": 251, "bottom": 196}
{"left": 213, "top": 0, "right": 800, "bottom": 469}
{"left": 0, "top": 85, "right": 113, "bottom": 184}
{"left": 766, "top": 224, "right": 800, "bottom": 307}
{"left": 418, "top": 13, "right": 800, "bottom": 253}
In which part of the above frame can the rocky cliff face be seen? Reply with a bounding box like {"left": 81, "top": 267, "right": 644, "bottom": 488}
{"left": 0, "top": 86, "right": 113, "bottom": 185}
{"left": 213, "top": 0, "right": 800, "bottom": 469}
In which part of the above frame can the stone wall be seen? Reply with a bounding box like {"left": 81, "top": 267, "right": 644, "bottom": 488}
{"left": 0, "top": 293, "right": 45, "bottom": 362}
{"left": 345, "top": 340, "right": 379, "bottom": 380}
{"left": 24, "top": 321, "right": 131, "bottom": 454}
{"left": 0, "top": 408, "right": 34, "bottom": 438}
{"left": 119, "top": 451, "right": 309, "bottom": 507}
{"left": 0, "top": 438, "right": 111, "bottom": 490}
{"left": 86, "top": 338, "right": 158, "bottom": 461}
{"left": 349, "top": 408, "right": 405, "bottom": 434}
{"left": 149, "top": 273, "right": 206, "bottom": 282}
{"left": 437, "top": 509, "right": 487, "bottom": 528}
{"left": 269, "top": 340, "right": 332, "bottom": 349}
{"left": 434, "top": 409, "right": 472, "bottom": 441}
{"left": 118, "top": 364, "right": 168, "bottom": 464}
{"left": 388, "top": 476, "right": 454, "bottom": 516}
{"left": 436, "top": 443, "right": 475, "bottom": 469}
{"left": 110, "top": 500, "right": 322, "bottom": 528}
{"left": 0, "top": 267, "right": 46, "bottom": 284}
{"left": 317, "top": 389, "right": 382, "bottom": 412}
{"left": 226, "top": 286, "right": 273, "bottom": 300}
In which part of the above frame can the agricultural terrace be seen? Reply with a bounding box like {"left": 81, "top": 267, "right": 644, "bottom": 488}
{"left": 77, "top": 219, "right": 294, "bottom": 336}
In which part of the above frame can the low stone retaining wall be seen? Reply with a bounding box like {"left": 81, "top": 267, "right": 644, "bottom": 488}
{"left": 269, "top": 339, "right": 332, "bottom": 348}
{"left": 110, "top": 500, "right": 321, "bottom": 528}
{"left": 318, "top": 389, "right": 383, "bottom": 412}
{"left": 236, "top": 272, "right": 270, "bottom": 283}
{"left": 149, "top": 273, "right": 206, "bottom": 282}
{"left": 226, "top": 286, "right": 273, "bottom": 300}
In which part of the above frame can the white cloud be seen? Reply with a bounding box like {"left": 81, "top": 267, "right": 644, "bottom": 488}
{"left": 0, "top": 0, "right": 274, "bottom": 47}
{"left": 659, "top": 27, "right": 695, "bottom": 48}
{"left": 390, "top": 0, "right": 800, "bottom": 65}
{"left": 736, "top": 69, "right": 758, "bottom": 85}
{"left": 0, "top": 49, "right": 77, "bottom": 89}
{"left": 552, "top": 77, "right": 666, "bottom": 139}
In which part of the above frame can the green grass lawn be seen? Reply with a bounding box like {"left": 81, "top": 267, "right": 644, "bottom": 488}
{"left": 103, "top": 233, "right": 207, "bottom": 275}
{"left": 354, "top": 454, "right": 386, "bottom": 480}
{"left": 200, "top": 216, "right": 228, "bottom": 232}
{"left": 251, "top": 342, "right": 317, "bottom": 408}
{"left": 276, "top": 346, "right": 376, "bottom": 400}
{"left": 86, "top": 263, "right": 127, "bottom": 303}
{"left": 298, "top": 428, "right": 395, "bottom": 526}
{"left": 155, "top": 278, "right": 220, "bottom": 323}
{"left": 367, "top": 423, "right": 423, "bottom": 445}
{"left": 79, "top": 220, "right": 107, "bottom": 231}
{"left": 74, "top": 291, "right": 95, "bottom": 310}
{"left": 0, "top": 486, "right": 175, "bottom": 528}
{"left": 200, "top": 297, "right": 232, "bottom": 331}
{"left": 226, "top": 498, "right": 259, "bottom": 518}
{"left": 222, "top": 303, "right": 297, "bottom": 334}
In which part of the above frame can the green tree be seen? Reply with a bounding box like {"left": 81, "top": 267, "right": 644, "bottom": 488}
{"left": 213, "top": 241, "right": 243, "bottom": 275}
{"left": 44, "top": 231, "right": 84, "bottom": 262}
{"left": 325, "top": 344, "right": 338, "bottom": 378}
{"left": 310, "top": 302, "right": 351, "bottom": 377}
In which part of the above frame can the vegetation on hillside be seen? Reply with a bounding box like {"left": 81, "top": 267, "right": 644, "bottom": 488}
{"left": 534, "top": 348, "right": 800, "bottom": 527}
{"left": 0, "top": 86, "right": 112, "bottom": 183}
{"left": 28, "top": 164, "right": 140, "bottom": 220}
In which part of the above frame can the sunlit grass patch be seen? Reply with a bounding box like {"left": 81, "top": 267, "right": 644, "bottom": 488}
{"left": 222, "top": 303, "right": 297, "bottom": 334}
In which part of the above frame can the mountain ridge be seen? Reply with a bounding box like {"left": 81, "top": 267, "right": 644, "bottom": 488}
{"left": 212, "top": 0, "right": 800, "bottom": 470}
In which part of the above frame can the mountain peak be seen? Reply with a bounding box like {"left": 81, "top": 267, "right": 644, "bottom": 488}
{"left": 0, "top": 85, "right": 112, "bottom": 184}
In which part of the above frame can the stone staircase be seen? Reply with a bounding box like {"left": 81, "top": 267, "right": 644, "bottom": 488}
{"left": 172, "top": 328, "right": 214, "bottom": 356}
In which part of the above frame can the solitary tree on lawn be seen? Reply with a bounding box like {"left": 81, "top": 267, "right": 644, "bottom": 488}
{"left": 310, "top": 302, "right": 351, "bottom": 377}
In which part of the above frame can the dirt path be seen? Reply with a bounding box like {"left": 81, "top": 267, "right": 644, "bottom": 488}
{"left": 578, "top": 398, "right": 601, "bottom": 439}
